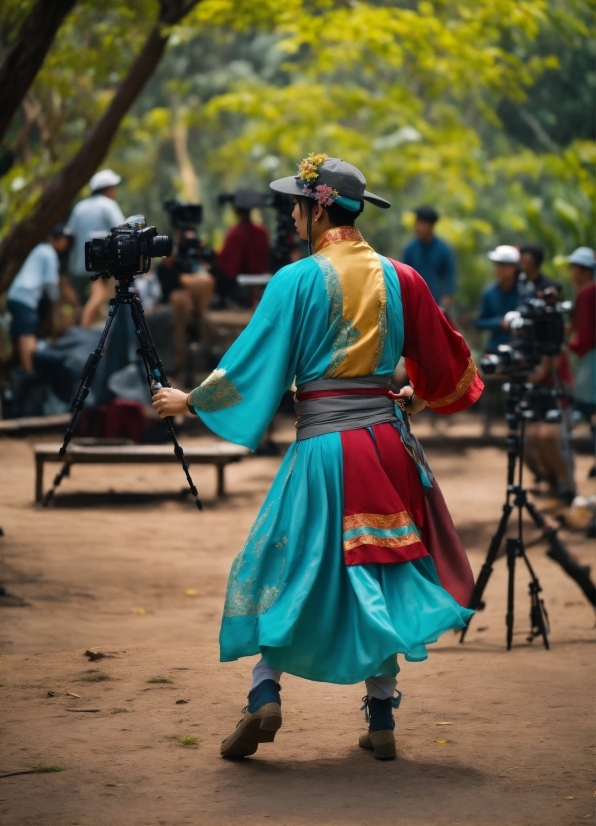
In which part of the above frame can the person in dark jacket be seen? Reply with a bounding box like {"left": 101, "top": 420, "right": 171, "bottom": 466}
{"left": 402, "top": 206, "right": 456, "bottom": 309}
{"left": 475, "top": 245, "right": 520, "bottom": 352}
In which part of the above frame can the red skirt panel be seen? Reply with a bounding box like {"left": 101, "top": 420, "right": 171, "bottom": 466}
{"left": 341, "top": 422, "right": 475, "bottom": 606}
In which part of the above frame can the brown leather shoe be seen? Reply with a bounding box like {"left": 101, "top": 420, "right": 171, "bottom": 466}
{"left": 358, "top": 729, "right": 396, "bottom": 760}
{"left": 220, "top": 702, "right": 282, "bottom": 759}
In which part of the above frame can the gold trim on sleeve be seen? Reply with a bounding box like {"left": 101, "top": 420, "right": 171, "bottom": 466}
{"left": 189, "top": 368, "right": 243, "bottom": 412}
{"left": 426, "top": 357, "right": 478, "bottom": 409}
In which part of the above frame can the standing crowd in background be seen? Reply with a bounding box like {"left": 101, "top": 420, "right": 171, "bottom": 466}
{"left": 1, "top": 174, "right": 594, "bottom": 502}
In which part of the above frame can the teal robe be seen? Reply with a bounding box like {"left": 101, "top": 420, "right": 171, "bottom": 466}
{"left": 189, "top": 237, "right": 473, "bottom": 683}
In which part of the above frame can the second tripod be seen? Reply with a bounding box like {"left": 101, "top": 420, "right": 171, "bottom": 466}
{"left": 460, "top": 379, "right": 595, "bottom": 650}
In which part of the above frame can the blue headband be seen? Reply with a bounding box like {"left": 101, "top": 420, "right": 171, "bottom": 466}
{"left": 334, "top": 195, "right": 362, "bottom": 212}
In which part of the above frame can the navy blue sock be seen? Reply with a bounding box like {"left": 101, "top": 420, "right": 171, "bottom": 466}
{"left": 368, "top": 697, "right": 395, "bottom": 732}
{"left": 247, "top": 679, "right": 281, "bottom": 713}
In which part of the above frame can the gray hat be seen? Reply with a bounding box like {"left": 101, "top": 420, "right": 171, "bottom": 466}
{"left": 270, "top": 155, "right": 390, "bottom": 211}
{"left": 567, "top": 246, "right": 595, "bottom": 269}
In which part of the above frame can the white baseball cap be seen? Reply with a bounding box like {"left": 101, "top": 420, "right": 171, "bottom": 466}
{"left": 487, "top": 245, "right": 520, "bottom": 264}
{"left": 567, "top": 246, "right": 595, "bottom": 269}
{"left": 89, "top": 168, "right": 122, "bottom": 192}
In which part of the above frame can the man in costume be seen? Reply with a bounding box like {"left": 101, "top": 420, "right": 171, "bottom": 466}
{"left": 153, "top": 155, "right": 483, "bottom": 761}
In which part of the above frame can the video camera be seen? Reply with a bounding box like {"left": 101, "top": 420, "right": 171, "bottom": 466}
{"left": 84, "top": 215, "right": 171, "bottom": 279}
{"left": 163, "top": 199, "right": 214, "bottom": 272}
{"left": 481, "top": 287, "right": 572, "bottom": 378}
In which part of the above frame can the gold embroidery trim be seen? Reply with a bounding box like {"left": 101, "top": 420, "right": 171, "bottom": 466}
{"left": 344, "top": 533, "right": 421, "bottom": 551}
{"left": 314, "top": 226, "right": 364, "bottom": 253}
{"left": 343, "top": 512, "right": 413, "bottom": 532}
{"left": 426, "top": 357, "right": 478, "bottom": 409}
{"left": 189, "top": 368, "right": 243, "bottom": 412}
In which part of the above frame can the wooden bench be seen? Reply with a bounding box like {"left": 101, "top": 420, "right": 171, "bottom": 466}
{"left": 32, "top": 441, "right": 250, "bottom": 504}
{"left": 0, "top": 414, "right": 71, "bottom": 436}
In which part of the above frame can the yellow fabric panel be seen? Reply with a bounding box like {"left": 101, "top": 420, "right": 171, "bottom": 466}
{"left": 317, "top": 233, "right": 386, "bottom": 377}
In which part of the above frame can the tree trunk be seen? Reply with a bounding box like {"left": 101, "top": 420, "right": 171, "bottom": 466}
{"left": 0, "top": 0, "right": 77, "bottom": 146}
{"left": 0, "top": 0, "right": 200, "bottom": 293}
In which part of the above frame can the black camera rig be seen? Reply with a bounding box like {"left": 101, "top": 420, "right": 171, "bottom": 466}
{"left": 43, "top": 215, "right": 202, "bottom": 510}
{"left": 85, "top": 215, "right": 171, "bottom": 278}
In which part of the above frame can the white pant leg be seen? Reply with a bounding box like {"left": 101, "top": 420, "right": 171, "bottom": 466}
{"left": 365, "top": 675, "right": 397, "bottom": 700}
{"left": 251, "top": 657, "right": 283, "bottom": 690}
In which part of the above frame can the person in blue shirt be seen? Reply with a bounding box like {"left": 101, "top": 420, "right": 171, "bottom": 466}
{"left": 475, "top": 245, "right": 521, "bottom": 352}
{"left": 402, "top": 205, "right": 456, "bottom": 309}
{"left": 7, "top": 226, "right": 71, "bottom": 372}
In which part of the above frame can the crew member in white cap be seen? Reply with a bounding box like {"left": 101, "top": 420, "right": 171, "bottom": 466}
{"left": 66, "top": 169, "right": 125, "bottom": 325}
{"left": 475, "top": 245, "right": 520, "bottom": 351}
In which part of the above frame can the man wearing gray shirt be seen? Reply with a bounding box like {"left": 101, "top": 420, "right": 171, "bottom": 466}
{"left": 66, "top": 168, "right": 124, "bottom": 325}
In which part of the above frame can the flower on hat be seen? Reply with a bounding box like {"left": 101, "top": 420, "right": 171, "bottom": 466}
{"left": 298, "top": 152, "right": 328, "bottom": 183}
{"left": 302, "top": 183, "right": 338, "bottom": 207}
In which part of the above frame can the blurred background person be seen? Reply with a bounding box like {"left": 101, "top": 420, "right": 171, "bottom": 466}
{"left": 66, "top": 168, "right": 125, "bottom": 327}
{"left": 567, "top": 246, "right": 596, "bottom": 476}
{"left": 155, "top": 229, "right": 215, "bottom": 373}
{"left": 7, "top": 225, "right": 71, "bottom": 372}
{"left": 402, "top": 205, "right": 456, "bottom": 311}
{"left": 475, "top": 245, "right": 520, "bottom": 351}
{"left": 215, "top": 189, "right": 270, "bottom": 306}
{"left": 519, "top": 243, "right": 560, "bottom": 298}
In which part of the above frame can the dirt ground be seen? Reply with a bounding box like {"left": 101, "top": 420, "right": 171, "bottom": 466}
{"left": 0, "top": 421, "right": 594, "bottom": 826}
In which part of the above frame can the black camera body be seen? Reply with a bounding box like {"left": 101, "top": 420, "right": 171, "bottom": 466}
{"left": 481, "top": 289, "right": 572, "bottom": 378}
{"left": 84, "top": 215, "right": 171, "bottom": 279}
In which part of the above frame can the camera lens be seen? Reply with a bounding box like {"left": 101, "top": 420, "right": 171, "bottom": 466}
{"left": 151, "top": 235, "right": 172, "bottom": 258}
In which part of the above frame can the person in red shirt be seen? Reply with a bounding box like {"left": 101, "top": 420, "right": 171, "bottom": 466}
{"left": 567, "top": 247, "right": 596, "bottom": 414}
{"left": 215, "top": 189, "right": 270, "bottom": 305}
{"left": 567, "top": 247, "right": 596, "bottom": 482}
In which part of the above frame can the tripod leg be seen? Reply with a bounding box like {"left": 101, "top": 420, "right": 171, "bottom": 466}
{"left": 42, "top": 300, "right": 119, "bottom": 506}
{"left": 129, "top": 296, "right": 202, "bottom": 510}
{"left": 524, "top": 498, "right": 596, "bottom": 606}
{"left": 527, "top": 578, "right": 550, "bottom": 650}
{"left": 459, "top": 502, "right": 513, "bottom": 643}
{"left": 506, "top": 538, "right": 517, "bottom": 650}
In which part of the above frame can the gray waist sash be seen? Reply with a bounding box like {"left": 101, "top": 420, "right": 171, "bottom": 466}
{"left": 294, "top": 376, "right": 397, "bottom": 440}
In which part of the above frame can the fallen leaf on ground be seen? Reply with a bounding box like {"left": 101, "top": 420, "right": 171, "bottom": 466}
{"left": 176, "top": 698, "right": 189, "bottom": 704}
{"left": 435, "top": 722, "right": 453, "bottom": 726}
{"left": 134, "top": 608, "right": 146, "bottom": 615}
{"left": 184, "top": 589, "right": 198, "bottom": 597}
{"left": 436, "top": 739, "right": 448, "bottom": 745}
{"left": 565, "top": 796, "right": 574, "bottom": 800}
{"left": 65, "top": 707, "right": 100, "bottom": 713}
{"left": 65, "top": 691, "right": 80, "bottom": 698}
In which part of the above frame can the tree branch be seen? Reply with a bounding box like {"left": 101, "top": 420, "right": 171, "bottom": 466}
{"left": 0, "top": 0, "right": 77, "bottom": 146}
{"left": 0, "top": 0, "right": 201, "bottom": 293}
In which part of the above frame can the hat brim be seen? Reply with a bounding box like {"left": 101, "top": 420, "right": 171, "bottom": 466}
{"left": 487, "top": 251, "right": 519, "bottom": 264}
{"left": 269, "top": 176, "right": 390, "bottom": 209}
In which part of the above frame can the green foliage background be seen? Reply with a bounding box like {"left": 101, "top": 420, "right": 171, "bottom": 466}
{"left": 1, "top": 0, "right": 594, "bottom": 323}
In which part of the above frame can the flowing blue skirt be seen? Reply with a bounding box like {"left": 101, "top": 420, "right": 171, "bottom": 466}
{"left": 219, "top": 432, "right": 473, "bottom": 683}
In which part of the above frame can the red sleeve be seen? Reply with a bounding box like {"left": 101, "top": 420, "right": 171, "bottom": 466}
{"left": 568, "top": 283, "right": 596, "bottom": 357}
{"left": 217, "top": 225, "right": 244, "bottom": 279}
{"left": 389, "top": 259, "right": 484, "bottom": 414}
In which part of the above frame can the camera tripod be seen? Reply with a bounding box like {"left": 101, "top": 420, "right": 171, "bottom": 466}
{"left": 460, "top": 379, "right": 595, "bottom": 650}
{"left": 42, "top": 277, "right": 202, "bottom": 509}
